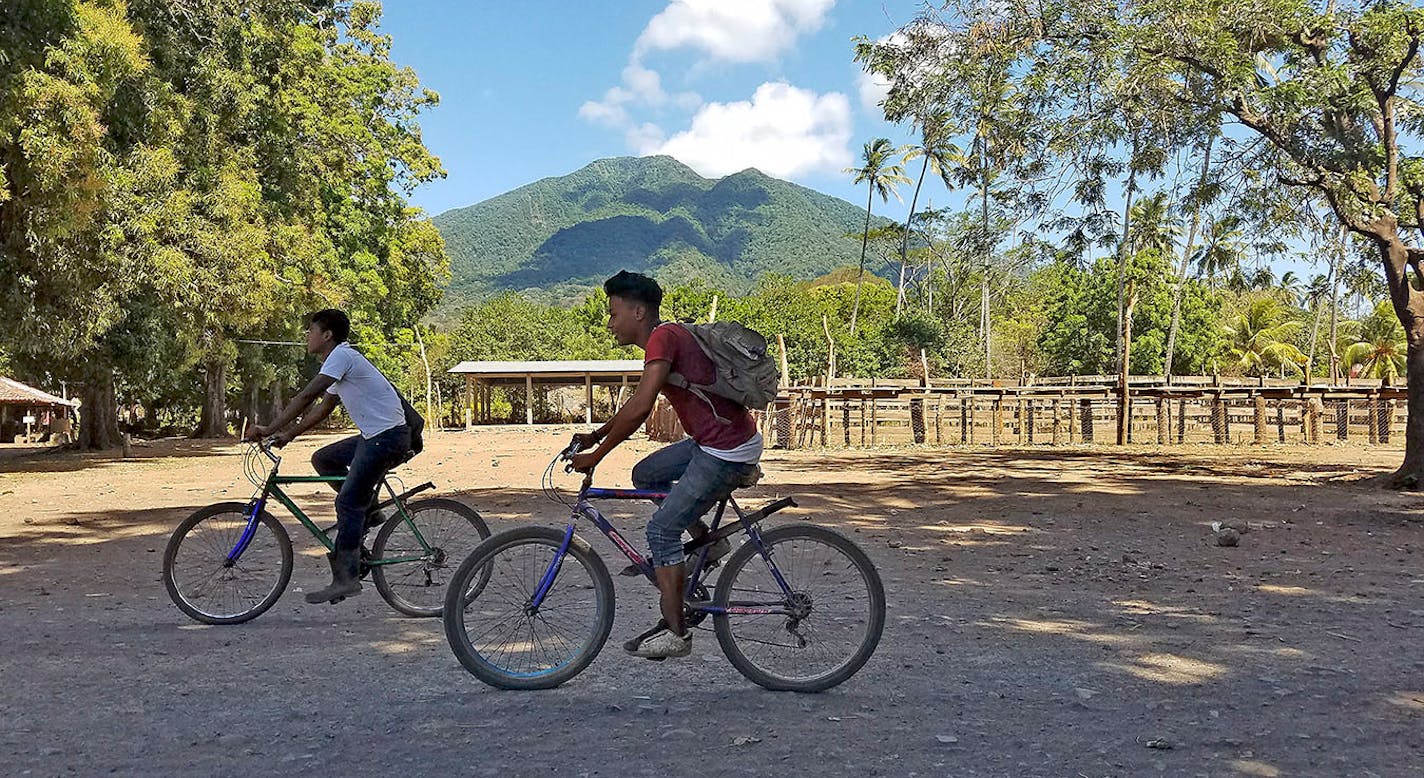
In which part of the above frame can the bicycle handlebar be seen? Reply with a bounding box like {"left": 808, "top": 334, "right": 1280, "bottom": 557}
{"left": 255, "top": 438, "right": 282, "bottom": 464}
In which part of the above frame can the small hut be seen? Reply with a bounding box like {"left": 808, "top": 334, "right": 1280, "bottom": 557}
{"left": 0, "top": 377, "right": 76, "bottom": 444}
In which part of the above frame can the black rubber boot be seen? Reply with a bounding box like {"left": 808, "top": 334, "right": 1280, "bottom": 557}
{"left": 305, "top": 548, "right": 363, "bottom": 604}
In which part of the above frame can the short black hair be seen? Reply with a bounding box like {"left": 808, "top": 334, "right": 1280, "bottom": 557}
{"left": 307, "top": 309, "right": 350, "bottom": 343}
{"left": 603, "top": 270, "right": 662, "bottom": 310}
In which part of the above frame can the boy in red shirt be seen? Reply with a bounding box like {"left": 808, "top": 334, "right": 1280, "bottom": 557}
{"left": 571, "top": 271, "right": 762, "bottom": 659}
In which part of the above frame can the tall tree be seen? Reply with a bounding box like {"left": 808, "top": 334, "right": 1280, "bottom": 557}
{"left": 844, "top": 137, "right": 909, "bottom": 335}
{"left": 896, "top": 110, "right": 960, "bottom": 316}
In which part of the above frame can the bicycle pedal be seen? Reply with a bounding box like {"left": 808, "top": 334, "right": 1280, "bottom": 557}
{"left": 619, "top": 563, "right": 643, "bottom": 577}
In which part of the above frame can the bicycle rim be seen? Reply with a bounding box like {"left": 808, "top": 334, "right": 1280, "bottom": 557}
{"left": 714, "top": 524, "right": 885, "bottom": 691}
{"left": 445, "top": 528, "right": 612, "bottom": 689}
{"left": 165, "top": 505, "right": 291, "bottom": 624}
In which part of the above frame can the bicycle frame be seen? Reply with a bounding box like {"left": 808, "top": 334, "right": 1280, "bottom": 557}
{"left": 226, "top": 443, "right": 435, "bottom": 567}
{"left": 530, "top": 473, "right": 797, "bottom": 619}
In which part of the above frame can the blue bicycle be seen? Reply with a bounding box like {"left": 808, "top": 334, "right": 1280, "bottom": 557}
{"left": 442, "top": 442, "right": 885, "bottom": 692}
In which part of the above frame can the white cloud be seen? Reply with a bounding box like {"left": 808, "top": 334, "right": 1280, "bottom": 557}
{"left": 579, "top": 88, "right": 631, "bottom": 127}
{"left": 579, "top": 65, "right": 700, "bottom": 130}
{"left": 856, "top": 68, "right": 891, "bottom": 113}
{"left": 622, "top": 64, "right": 666, "bottom": 104}
{"left": 635, "top": 0, "right": 835, "bottom": 64}
{"left": 648, "top": 82, "right": 852, "bottom": 179}
{"left": 627, "top": 122, "right": 667, "bottom": 153}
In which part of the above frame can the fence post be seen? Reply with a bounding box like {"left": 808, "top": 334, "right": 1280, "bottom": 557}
{"left": 910, "top": 396, "right": 926, "bottom": 444}
{"left": 1079, "top": 398, "right": 1094, "bottom": 443}
{"left": 1275, "top": 401, "right": 1286, "bottom": 443}
{"left": 1156, "top": 397, "right": 1168, "bottom": 445}
{"left": 1025, "top": 399, "right": 1035, "bottom": 444}
{"left": 1368, "top": 394, "right": 1381, "bottom": 445}
{"left": 1052, "top": 398, "right": 1064, "bottom": 446}
{"left": 1177, "top": 398, "right": 1187, "bottom": 444}
{"left": 934, "top": 395, "right": 943, "bottom": 445}
{"left": 1253, "top": 394, "right": 1268, "bottom": 445}
{"left": 1336, "top": 400, "right": 1349, "bottom": 441}
{"left": 1382, "top": 398, "right": 1395, "bottom": 444}
{"left": 992, "top": 399, "right": 1004, "bottom": 446}
{"left": 842, "top": 398, "right": 851, "bottom": 446}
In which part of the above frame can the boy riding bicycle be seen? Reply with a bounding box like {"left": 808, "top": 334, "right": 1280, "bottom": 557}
{"left": 244, "top": 309, "right": 413, "bottom": 605}
{"left": 570, "top": 271, "right": 762, "bottom": 660}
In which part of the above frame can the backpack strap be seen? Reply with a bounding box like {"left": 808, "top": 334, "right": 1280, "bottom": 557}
{"left": 659, "top": 324, "right": 731, "bottom": 425}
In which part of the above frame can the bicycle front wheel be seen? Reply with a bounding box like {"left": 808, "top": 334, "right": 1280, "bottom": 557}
{"left": 713, "top": 523, "right": 885, "bottom": 692}
{"left": 371, "top": 497, "right": 490, "bottom": 617}
{"left": 443, "top": 526, "right": 614, "bottom": 690}
{"left": 163, "top": 502, "right": 293, "bottom": 625}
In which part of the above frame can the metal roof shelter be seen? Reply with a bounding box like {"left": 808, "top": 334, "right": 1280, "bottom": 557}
{"left": 449, "top": 360, "right": 645, "bottom": 426}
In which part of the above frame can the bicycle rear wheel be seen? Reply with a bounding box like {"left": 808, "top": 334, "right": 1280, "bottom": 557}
{"left": 713, "top": 523, "right": 885, "bottom": 692}
{"left": 371, "top": 497, "right": 490, "bottom": 617}
{"left": 163, "top": 502, "right": 293, "bottom": 625}
{"left": 443, "top": 526, "right": 614, "bottom": 690}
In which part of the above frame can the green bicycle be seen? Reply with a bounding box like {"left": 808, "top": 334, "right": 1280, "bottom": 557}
{"left": 163, "top": 439, "right": 489, "bottom": 624}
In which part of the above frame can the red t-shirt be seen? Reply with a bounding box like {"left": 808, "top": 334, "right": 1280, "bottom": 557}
{"left": 645, "top": 323, "right": 757, "bottom": 450}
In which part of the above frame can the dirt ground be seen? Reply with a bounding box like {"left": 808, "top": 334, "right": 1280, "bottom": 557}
{"left": 1, "top": 428, "right": 1421, "bottom": 777}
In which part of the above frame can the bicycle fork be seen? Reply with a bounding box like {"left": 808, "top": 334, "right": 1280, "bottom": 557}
{"left": 226, "top": 487, "right": 272, "bottom": 565}
{"left": 527, "top": 523, "right": 575, "bottom": 613}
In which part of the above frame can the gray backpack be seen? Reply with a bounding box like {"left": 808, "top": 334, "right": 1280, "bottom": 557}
{"left": 664, "top": 322, "right": 781, "bottom": 419}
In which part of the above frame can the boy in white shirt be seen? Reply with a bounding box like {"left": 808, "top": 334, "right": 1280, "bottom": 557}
{"left": 245, "top": 309, "right": 411, "bottom": 604}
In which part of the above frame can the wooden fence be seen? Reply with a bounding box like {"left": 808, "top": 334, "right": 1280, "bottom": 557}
{"left": 646, "top": 381, "right": 1410, "bottom": 449}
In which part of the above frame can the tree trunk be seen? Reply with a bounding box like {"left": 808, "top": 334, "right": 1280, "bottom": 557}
{"left": 267, "top": 377, "right": 285, "bottom": 425}
{"left": 1115, "top": 146, "right": 1139, "bottom": 369}
{"left": 1392, "top": 329, "right": 1424, "bottom": 487}
{"left": 898, "top": 156, "right": 930, "bottom": 317}
{"left": 196, "top": 360, "right": 229, "bottom": 438}
{"left": 850, "top": 185, "right": 874, "bottom": 336}
{"left": 1306, "top": 238, "right": 1340, "bottom": 383}
{"left": 980, "top": 132, "right": 993, "bottom": 378}
{"left": 1164, "top": 134, "right": 1213, "bottom": 382}
{"left": 78, "top": 367, "right": 120, "bottom": 450}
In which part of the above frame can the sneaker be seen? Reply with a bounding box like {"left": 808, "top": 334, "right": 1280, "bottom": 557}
{"left": 627, "top": 627, "right": 692, "bottom": 660}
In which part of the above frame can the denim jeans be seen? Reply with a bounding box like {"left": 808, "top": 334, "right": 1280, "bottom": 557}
{"left": 311, "top": 425, "right": 411, "bottom": 553}
{"left": 632, "top": 438, "right": 759, "bottom": 566}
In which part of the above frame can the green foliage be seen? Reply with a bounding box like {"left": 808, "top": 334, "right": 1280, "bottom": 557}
{"left": 0, "top": 1, "right": 447, "bottom": 444}
{"left": 430, "top": 156, "right": 891, "bottom": 307}
{"left": 1344, "top": 301, "right": 1407, "bottom": 379}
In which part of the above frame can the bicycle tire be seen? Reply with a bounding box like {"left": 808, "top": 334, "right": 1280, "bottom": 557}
{"left": 443, "top": 526, "right": 614, "bottom": 690}
{"left": 163, "top": 502, "right": 293, "bottom": 625}
{"left": 713, "top": 523, "right": 885, "bottom": 692}
{"left": 371, "top": 497, "right": 490, "bottom": 618}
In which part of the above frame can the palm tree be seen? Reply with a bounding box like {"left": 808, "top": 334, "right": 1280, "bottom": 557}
{"left": 1340, "top": 260, "right": 1385, "bottom": 318}
{"left": 1194, "top": 216, "right": 1246, "bottom": 290}
{"left": 1128, "top": 191, "right": 1181, "bottom": 258}
{"left": 897, "top": 111, "right": 961, "bottom": 316}
{"left": 846, "top": 138, "right": 910, "bottom": 335}
{"left": 1222, "top": 294, "right": 1307, "bottom": 376}
{"left": 1344, "top": 301, "right": 1407, "bottom": 380}
{"left": 1278, "top": 270, "right": 1302, "bottom": 304}
{"left": 1304, "top": 269, "right": 1334, "bottom": 379}
{"left": 1249, "top": 266, "right": 1277, "bottom": 291}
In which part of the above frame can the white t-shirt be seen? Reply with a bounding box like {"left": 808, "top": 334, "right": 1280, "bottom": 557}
{"left": 319, "top": 343, "right": 404, "bottom": 439}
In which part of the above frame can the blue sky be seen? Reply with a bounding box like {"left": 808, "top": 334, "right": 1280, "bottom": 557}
{"left": 380, "top": 1, "right": 924, "bottom": 220}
